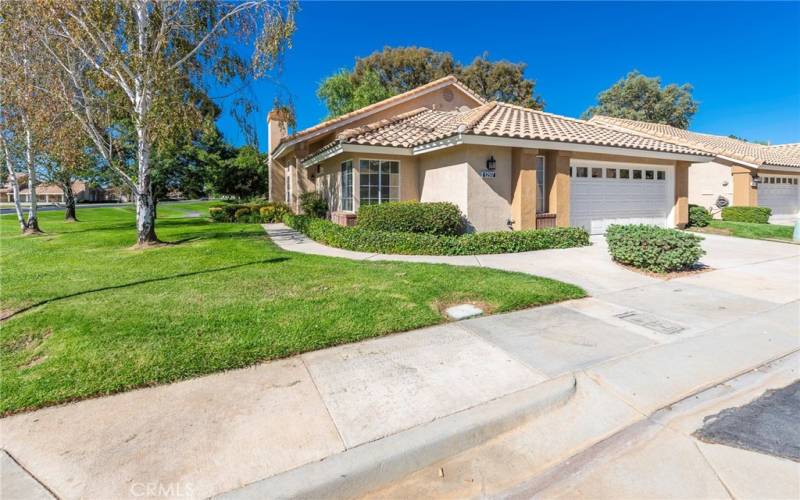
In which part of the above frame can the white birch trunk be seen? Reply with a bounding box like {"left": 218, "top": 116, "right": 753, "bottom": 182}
{"left": 23, "top": 121, "right": 40, "bottom": 232}
{"left": 0, "top": 133, "right": 27, "bottom": 231}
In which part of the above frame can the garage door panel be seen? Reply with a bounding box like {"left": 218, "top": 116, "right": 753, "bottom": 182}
{"left": 759, "top": 176, "right": 799, "bottom": 217}
{"left": 570, "top": 165, "right": 671, "bottom": 235}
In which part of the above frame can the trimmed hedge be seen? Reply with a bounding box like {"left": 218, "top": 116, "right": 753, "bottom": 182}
{"left": 284, "top": 214, "right": 589, "bottom": 256}
{"left": 688, "top": 204, "right": 711, "bottom": 227}
{"left": 605, "top": 224, "right": 705, "bottom": 273}
{"left": 209, "top": 202, "right": 290, "bottom": 223}
{"left": 357, "top": 201, "right": 465, "bottom": 236}
{"left": 721, "top": 206, "right": 771, "bottom": 224}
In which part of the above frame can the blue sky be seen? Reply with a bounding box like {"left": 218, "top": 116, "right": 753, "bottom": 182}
{"left": 213, "top": 1, "right": 800, "bottom": 150}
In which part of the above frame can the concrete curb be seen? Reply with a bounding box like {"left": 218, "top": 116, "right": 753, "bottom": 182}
{"left": 216, "top": 374, "right": 577, "bottom": 500}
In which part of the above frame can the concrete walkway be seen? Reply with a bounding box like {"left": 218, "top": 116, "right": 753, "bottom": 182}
{"left": 2, "top": 226, "right": 798, "bottom": 499}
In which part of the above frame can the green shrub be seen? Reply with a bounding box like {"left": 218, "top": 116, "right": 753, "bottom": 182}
{"left": 357, "top": 201, "right": 465, "bottom": 236}
{"left": 259, "top": 203, "right": 290, "bottom": 223}
{"left": 721, "top": 206, "right": 771, "bottom": 224}
{"left": 688, "top": 204, "right": 711, "bottom": 227}
{"left": 284, "top": 214, "right": 589, "bottom": 256}
{"left": 299, "top": 192, "right": 328, "bottom": 218}
{"left": 234, "top": 207, "right": 251, "bottom": 222}
{"left": 209, "top": 207, "right": 227, "bottom": 222}
{"left": 209, "top": 202, "right": 292, "bottom": 223}
{"left": 605, "top": 224, "right": 705, "bottom": 273}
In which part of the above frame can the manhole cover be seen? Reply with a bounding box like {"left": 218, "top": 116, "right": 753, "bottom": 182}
{"left": 615, "top": 311, "right": 685, "bottom": 335}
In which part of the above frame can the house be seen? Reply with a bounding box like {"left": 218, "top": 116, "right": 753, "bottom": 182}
{"left": 1, "top": 179, "right": 121, "bottom": 204}
{"left": 589, "top": 116, "right": 800, "bottom": 221}
{"left": 268, "top": 76, "right": 714, "bottom": 234}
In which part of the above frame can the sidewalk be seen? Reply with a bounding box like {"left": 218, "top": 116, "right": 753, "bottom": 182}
{"left": 2, "top": 226, "right": 798, "bottom": 499}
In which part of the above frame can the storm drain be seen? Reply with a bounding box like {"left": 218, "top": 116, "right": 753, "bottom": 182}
{"left": 615, "top": 311, "right": 685, "bottom": 335}
{"left": 694, "top": 381, "right": 800, "bottom": 462}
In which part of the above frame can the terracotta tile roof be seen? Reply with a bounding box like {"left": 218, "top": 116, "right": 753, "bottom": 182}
{"left": 589, "top": 116, "right": 800, "bottom": 169}
{"left": 769, "top": 143, "right": 800, "bottom": 160}
{"left": 276, "top": 76, "right": 485, "bottom": 151}
{"left": 307, "top": 102, "right": 710, "bottom": 161}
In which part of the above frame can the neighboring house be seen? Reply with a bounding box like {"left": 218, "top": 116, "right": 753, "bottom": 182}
{"left": 1, "top": 180, "right": 121, "bottom": 204}
{"left": 268, "top": 76, "right": 713, "bottom": 234}
{"left": 589, "top": 117, "right": 800, "bottom": 221}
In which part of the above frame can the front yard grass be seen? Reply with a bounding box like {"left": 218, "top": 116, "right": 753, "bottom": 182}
{"left": 0, "top": 202, "right": 585, "bottom": 414}
{"left": 690, "top": 220, "right": 794, "bottom": 242}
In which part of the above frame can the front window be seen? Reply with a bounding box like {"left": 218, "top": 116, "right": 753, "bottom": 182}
{"left": 535, "top": 156, "right": 546, "bottom": 213}
{"left": 340, "top": 160, "right": 353, "bottom": 211}
{"left": 359, "top": 160, "right": 399, "bottom": 205}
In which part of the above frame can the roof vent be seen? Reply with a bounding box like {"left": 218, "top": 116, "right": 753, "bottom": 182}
{"left": 443, "top": 88, "right": 454, "bottom": 102}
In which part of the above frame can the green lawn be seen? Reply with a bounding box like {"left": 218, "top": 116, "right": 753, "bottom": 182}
{"left": 0, "top": 202, "right": 584, "bottom": 414}
{"left": 692, "top": 220, "right": 795, "bottom": 241}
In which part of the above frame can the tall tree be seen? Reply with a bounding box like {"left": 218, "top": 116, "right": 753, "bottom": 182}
{"left": 354, "top": 46, "right": 458, "bottom": 94}
{"left": 317, "top": 69, "right": 392, "bottom": 119}
{"left": 317, "top": 47, "right": 544, "bottom": 118}
{"left": 582, "top": 70, "right": 698, "bottom": 129}
{"left": 458, "top": 54, "right": 543, "bottom": 110}
{"left": 26, "top": 0, "right": 297, "bottom": 245}
{"left": 0, "top": 2, "right": 53, "bottom": 233}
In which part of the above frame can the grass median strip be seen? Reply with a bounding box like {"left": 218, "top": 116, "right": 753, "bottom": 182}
{"left": 0, "top": 202, "right": 585, "bottom": 414}
{"left": 690, "top": 220, "right": 794, "bottom": 241}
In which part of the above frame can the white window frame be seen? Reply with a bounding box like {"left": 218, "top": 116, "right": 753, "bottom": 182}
{"left": 284, "top": 167, "right": 291, "bottom": 204}
{"left": 339, "top": 160, "right": 354, "bottom": 212}
{"left": 536, "top": 155, "right": 546, "bottom": 213}
{"left": 358, "top": 158, "right": 401, "bottom": 207}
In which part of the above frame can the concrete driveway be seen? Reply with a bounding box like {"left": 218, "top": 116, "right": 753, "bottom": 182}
{"left": 2, "top": 227, "right": 798, "bottom": 499}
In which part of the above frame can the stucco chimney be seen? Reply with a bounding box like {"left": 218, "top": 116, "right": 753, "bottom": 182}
{"left": 268, "top": 109, "right": 289, "bottom": 155}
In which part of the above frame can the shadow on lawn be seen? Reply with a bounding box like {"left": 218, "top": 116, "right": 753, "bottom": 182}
{"left": 1, "top": 257, "right": 289, "bottom": 322}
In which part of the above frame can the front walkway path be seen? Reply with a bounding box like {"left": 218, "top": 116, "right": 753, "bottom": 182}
{"left": 1, "top": 225, "right": 797, "bottom": 499}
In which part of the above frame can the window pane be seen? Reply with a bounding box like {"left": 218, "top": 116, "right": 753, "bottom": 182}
{"left": 657, "top": 170, "right": 665, "bottom": 180}
{"left": 576, "top": 167, "right": 588, "bottom": 178}
{"left": 620, "top": 169, "right": 630, "bottom": 179}
{"left": 390, "top": 162, "right": 399, "bottom": 174}
{"left": 389, "top": 187, "right": 400, "bottom": 201}
{"left": 592, "top": 168, "right": 602, "bottom": 178}
{"left": 633, "top": 170, "right": 642, "bottom": 179}
{"left": 645, "top": 170, "right": 654, "bottom": 180}
{"left": 607, "top": 168, "right": 617, "bottom": 179}
{"left": 389, "top": 173, "right": 400, "bottom": 187}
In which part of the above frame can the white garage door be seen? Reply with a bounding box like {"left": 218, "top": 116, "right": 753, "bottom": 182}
{"left": 570, "top": 163, "right": 672, "bottom": 235}
{"left": 759, "top": 175, "right": 800, "bottom": 217}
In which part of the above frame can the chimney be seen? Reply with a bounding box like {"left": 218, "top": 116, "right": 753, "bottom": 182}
{"left": 268, "top": 109, "right": 290, "bottom": 155}
{"left": 267, "top": 109, "right": 290, "bottom": 203}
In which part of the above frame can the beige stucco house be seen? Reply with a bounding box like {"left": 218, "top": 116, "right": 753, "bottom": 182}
{"left": 589, "top": 117, "right": 800, "bottom": 222}
{"left": 268, "top": 76, "right": 715, "bottom": 234}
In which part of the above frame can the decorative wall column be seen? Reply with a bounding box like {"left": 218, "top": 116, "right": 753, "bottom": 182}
{"left": 511, "top": 148, "right": 538, "bottom": 230}
{"left": 674, "top": 161, "right": 690, "bottom": 228}
{"left": 550, "top": 151, "right": 571, "bottom": 227}
{"left": 731, "top": 165, "right": 758, "bottom": 207}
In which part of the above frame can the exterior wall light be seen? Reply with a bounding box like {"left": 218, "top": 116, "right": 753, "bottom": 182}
{"left": 751, "top": 176, "right": 760, "bottom": 188}
{"left": 486, "top": 155, "right": 496, "bottom": 171}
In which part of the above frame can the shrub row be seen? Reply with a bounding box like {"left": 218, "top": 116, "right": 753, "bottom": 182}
{"left": 209, "top": 202, "right": 290, "bottom": 224}
{"left": 688, "top": 204, "right": 711, "bottom": 227}
{"left": 605, "top": 224, "right": 705, "bottom": 273}
{"left": 721, "top": 206, "right": 771, "bottom": 224}
{"left": 357, "top": 201, "right": 465, "bottom": 236}
{"left": 284, "top": 214, "right": 590, "bottom": 256}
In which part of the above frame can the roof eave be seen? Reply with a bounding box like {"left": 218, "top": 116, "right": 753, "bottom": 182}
{"left": 456, "top": 134, "right": 713, "bottom": 163}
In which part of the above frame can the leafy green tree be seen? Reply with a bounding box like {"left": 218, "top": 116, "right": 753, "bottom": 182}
{"left": 317, "top": 69, "right": 392, "bottom": 119}
{"left": 317, "top": 46, "right": 543, "bottom": 118}
{"left": 582, "top": 70, "right": 698, "bottom": 129}
{"left": 27, "top": 0, "right": 297, "bottom": 245}
{"left": 458, "top": 54, "right": 543, "bottom": 110}
{"left": 207, "top": 144, "right": 267, "bottom": 200}
{"left": 354, "top": 46, "right": 458, "bottom": 94}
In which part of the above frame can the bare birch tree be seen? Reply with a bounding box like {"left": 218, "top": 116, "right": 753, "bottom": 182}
{"left": 23, "top": 0, "right": 296, "bottom": 245}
